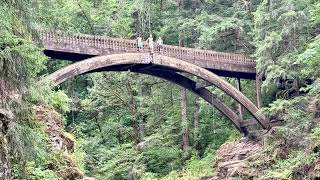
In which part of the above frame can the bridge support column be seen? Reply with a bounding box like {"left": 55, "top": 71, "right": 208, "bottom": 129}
{"left": 237, "top": 78, "right": 244, "bottom": 120}
{"left": 256, "top": 74, "right": 262, "bottom": 108}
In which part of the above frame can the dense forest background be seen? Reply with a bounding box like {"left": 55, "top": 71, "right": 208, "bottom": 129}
{"left": 0, "top": 0, "right": 320, "bottom": 179}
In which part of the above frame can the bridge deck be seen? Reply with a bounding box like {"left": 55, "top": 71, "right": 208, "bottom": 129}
{"left": 38, "top": 30, "right": 256, "bottom": 79}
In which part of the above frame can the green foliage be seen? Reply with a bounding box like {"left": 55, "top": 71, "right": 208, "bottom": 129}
{"left": 0, "top": 3, "right": 78, "bottom": 180}
{"left": 71, "top": 137, "right": 87, "bottom": 173}
{"left": 254, "top": 81, "right": 320, "bottom": 179}
{"left": 143, "top": 146, "right": 182, "bottom": 175}
{"left": 298, "top": 37, "right": 320, "bottom": 78}
{"left": 28, "top": 84, "right": 71, "bottom": 113}
{"left": 184, "top": 153, "right": 214, "bottom": 177}
{"left": 25, "top": 161, "right": 61, "bottom": 180}
{"left": 0, "top": 5, "right": 47, "bottom": 84}
{"left": 266, "top": 151, "right": 316, "bottom": 179}
{"left": 261, "top": 97, "right": 314, "bottom": 152}
{"left": 28, "top": 1, "right": 264, "bottom": 178}
{"left": 8, "top": 120, "right": 65, "bottom": 179}
{"left": 46, "top": 90, "right": 71, "bottom": 113}
{"left": 7, "top": 121, "right": 48, "bottom": 165}
{"left": 311, "top": 126, "right": 320, "bottom": 142}
{"left": 73, "top": 71, "right": 236, "bottom": 178}
{"left": 85, "top": 143, "right": 142, "bottom": 179}
{"left": 254, "top": 0, "right": 312, "bottom": 98}
{"left": 296, "top": 2, "right": 320, "bottom": 80}
{"left": 160, "top": 153, "right": 214, "bottom": 180}
{"left": 311, "top": 2, "right": 320, "bottom": 23}
{"left": 4, "top": 0, "right": 320, "bottom": 179}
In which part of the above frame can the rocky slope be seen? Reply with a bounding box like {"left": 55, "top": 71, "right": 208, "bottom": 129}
{"left": 0, "top": 78, "right": 21, "bottom": 179}
{"left": 34, "top": 105, "right": 84, "bottom": 180}
{"left": 204, "top": 128, "right": 320, "bottom": 180}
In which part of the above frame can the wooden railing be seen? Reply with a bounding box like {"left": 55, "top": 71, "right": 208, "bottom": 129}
{"left": 38, "top": 30, "right": 256, "bottom": 66}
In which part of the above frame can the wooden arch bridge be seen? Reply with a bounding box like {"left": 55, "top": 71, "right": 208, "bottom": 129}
{"left": 39, "top": 30, "right": 270, "bottom": 135}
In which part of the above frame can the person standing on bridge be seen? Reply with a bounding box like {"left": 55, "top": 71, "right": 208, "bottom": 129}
{"left": 156, "top": 36, "right": 163, "bottom": 53}
{"left": 146, "top": 34, "right": 154, "bottom": 54}
{"left": 137, "top": 36, "right": 143, "bottom": 52}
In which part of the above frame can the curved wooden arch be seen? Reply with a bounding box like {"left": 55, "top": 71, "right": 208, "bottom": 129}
{"left": 134, "top": 69, "right": 246, "bottom": 134}
{"left": 44, "top": 53, "right": 269, "bottom": 129}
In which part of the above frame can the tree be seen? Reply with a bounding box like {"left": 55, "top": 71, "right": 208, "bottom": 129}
{"left": 254, "top": 0, "right": 312, "bottom": 98}
{"left": 193, "top": 96, "right": 200, "bottom": 150}
{"left": 181, "top": 88, "right": 189, "bottom": 153}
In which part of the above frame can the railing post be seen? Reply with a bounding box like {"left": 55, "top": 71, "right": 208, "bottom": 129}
{"left": 120, "top": 40, "right": 123, "bottom": 51}
{"left": 112, "top": 39, "right": 115, "bottom": 51}
{"left": 76, "top": 35, "right": 80, "bottom": 45}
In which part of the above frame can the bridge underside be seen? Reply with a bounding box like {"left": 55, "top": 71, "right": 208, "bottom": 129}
{"left": 43, "top": 53, "right": 270, "bottom": 134}
{"left": 44, "top": 50, "right": 256, "bottom": 80}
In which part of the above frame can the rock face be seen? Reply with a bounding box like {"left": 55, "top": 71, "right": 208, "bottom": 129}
{"left": 308, "top": 158, "right": 320, "bottom": 178}
{"left": 0, "top": 114, "right": 10, "bottom": 180}
{"left": 206, "top": 137, "right": 263, "bottom": 180}
{"left": 0, "top": 78, "right": 21, "bottom": 180}
{"left": 203, "top": 128, "right": 320, "bottom": 180}
{"left": 34, "top": 105, "right": 74, "bottom": 152}
{"left": 34, "top": 105, "right": 83, "bottom": 180}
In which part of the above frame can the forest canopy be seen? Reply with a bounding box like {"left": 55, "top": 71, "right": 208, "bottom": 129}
{"left": 0, "top": 0, "right": 320, "bottom": 179}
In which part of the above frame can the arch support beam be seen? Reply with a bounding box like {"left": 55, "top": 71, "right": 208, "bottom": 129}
{"left": 134, "top": 69, "right": 245, "bottom": 133}
{"left": 43, "top": 53, "right": 270, "bottom": 130}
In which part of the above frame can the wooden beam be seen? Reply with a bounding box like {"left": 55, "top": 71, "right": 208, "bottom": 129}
{"left": 241, "top": 119, "right": 283, "bottom": 127}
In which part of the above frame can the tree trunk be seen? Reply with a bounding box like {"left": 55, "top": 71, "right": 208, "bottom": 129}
{"left": 193, "top": 96, "right": 200, "bottom": 150}
{"left": 181, "top": 88, "right": 189, "bottom": 152}
{"left": 160, "top": 0, "right": 164, "bottom": 10}
{"left": 179, "top": 30, "right": 189, "bottom": 152}
{"left": 178, "top": 28, "right": 189, "bottom": 152}
{"left": 139, "top": 114, "right": 145, "bottom": 141}
{"left": 132, "top": 11, "right": 142, "bottom": 36}
{"left": 93, "top": 117, "right": 104, "bottom": 139}
{"left": 179, "top": 33, "right": 185, "bottom": 47}
{"left": 127, "top": 80, "right": 141, "bottom": 146}
{"left": 191, "top": 29, "right": 197, "bottom": 48}
{"left": 130, "top": 102, "right": 140, "bottom": 146}
{"left": 170, "top": 85, "right": 174, "bottom": 106}
{"left": 177, "top": 0, "right": 184, "bottom": 7}
{"left": 116, "top": 128, "right": 123, "bottom": 144}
